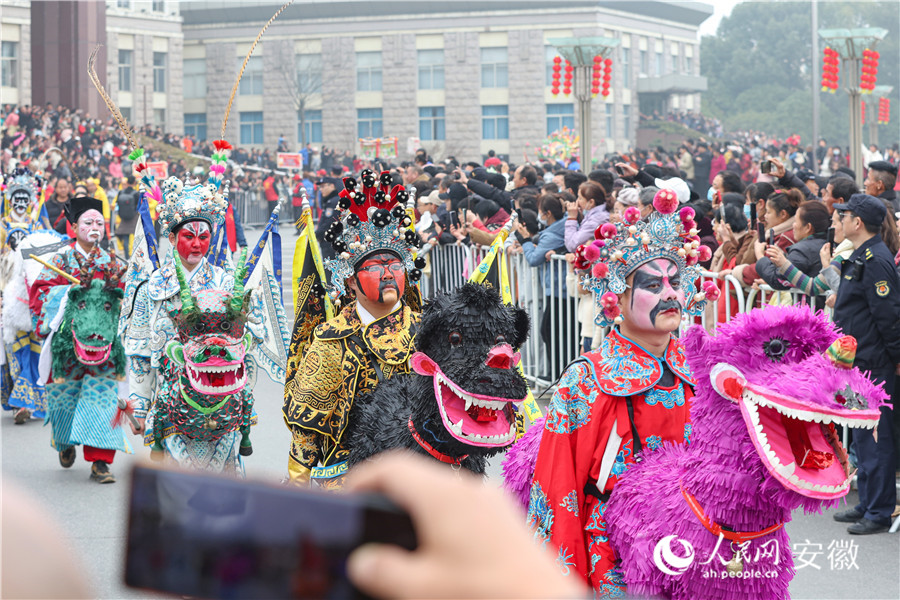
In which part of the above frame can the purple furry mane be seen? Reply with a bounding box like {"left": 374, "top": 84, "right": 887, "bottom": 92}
{"left": 502, "top": 416, "right": 545, "bottom": 509}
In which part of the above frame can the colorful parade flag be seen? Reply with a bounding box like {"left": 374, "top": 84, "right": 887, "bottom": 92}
{"left": 468, "top": 215, "right": 542, "bottom": 422}
{"left": 285, "top": 195, "right": 334, "bottom": 378}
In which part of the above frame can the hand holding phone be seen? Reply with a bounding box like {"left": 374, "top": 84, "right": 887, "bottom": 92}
{"left": 125, "top": 465, "right": 417, "bottom": 600}
{"left": 768, "top": 228, "right": 775, "bottom": 247}
{"left": 827, "top": 226, "right": 836, "bottom": 253}
{"left": 761, "top": 160, "right": 772, "bottom": 174}
{"left": 749, "top": 203, "right": 757, "bottom": 229}
{"left": 450, "top": 210, "right": 459, "bottom": 228}
{"left": 757, "top": 222, "right": 766, "bottom": 244}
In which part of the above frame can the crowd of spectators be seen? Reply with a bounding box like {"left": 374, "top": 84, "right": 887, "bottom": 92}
{"left": 640, "top": 109, "right": 724, "bottom": 137}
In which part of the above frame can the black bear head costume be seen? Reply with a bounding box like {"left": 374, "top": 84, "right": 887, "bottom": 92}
{"left": 408, "top": 282, "right": 530, "bottom": 457}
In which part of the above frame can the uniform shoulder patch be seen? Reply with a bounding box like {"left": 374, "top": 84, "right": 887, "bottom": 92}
{"left": 875, "top": 280, "right": 890, "bottom": 297}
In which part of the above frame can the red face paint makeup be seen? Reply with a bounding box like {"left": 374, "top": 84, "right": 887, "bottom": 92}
{"left": 176, "top": 221, "right": 211, "bottom": 267}
{"left": 354, "top": 252, "right": 405, "bottom": 304}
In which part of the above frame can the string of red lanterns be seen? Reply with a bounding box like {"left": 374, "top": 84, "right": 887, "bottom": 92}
{"left": 878, "top": 97, "right": 890, "bottom": 124}
{"left": 821, "top": 47, "right": 840, "bottom": 93}
{"left": 860, "top": 48, "right": 879, "bottom": 93}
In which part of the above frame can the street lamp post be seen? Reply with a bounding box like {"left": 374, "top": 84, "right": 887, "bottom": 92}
{"left": 818, "top": 28, "right": 887, "bottom": 186}
{"left": 548, "top": 37, "right": 620, "bottom": 172}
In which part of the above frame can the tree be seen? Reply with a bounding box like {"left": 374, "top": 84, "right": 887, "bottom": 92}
{"left": 701, "top": 1, "right": 899, "bottom": 144}
{"left": 278, "top": 47, "right": 323, "bottom": 148}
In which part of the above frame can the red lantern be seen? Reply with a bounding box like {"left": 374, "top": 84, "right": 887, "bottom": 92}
{"left": 563, "top": 86, "right": 572, "bottom": 95}
{"left": 821, "top": 47, "right": 840, "bottom": 93}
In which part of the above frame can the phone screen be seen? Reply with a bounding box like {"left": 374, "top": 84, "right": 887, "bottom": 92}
{"left": 125, "top": 465, "right": 416, "bottom": 600}
{"left": 768, "top": 229, "right": 775, "bottom": 246}
{"left": 757, "top": 222, "right": 766, "bottom": 244}
{"left": 450, "top": 210, "right": 459, "bottom": 228}
{"left": 749, "top": 203, "right": 757, "bottom": 229}
{"left": 827, "top": 226, "right": 836, "bottom": 252}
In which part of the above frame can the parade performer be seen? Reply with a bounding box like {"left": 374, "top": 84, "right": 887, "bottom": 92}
{"left": 121, "top": 175, "right": 266, "bottom": 473}
{"left": 509, "top": 190, "right": 718, "bottom": 594}
{"left": 1, "top": 168, "right": 48, "bottom": 421}
{"left": 29, "top": 196, "right": 131, "bottom": 483}
{"left": 283, "top": 169, "right": 423, "bottom": 488}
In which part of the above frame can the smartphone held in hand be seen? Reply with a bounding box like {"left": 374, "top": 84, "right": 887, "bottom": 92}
{"left": 125, "top": 465, "right": 417, "bottom": 600}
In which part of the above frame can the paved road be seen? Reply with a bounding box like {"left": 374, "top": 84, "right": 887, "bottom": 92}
{"left": 2, "top": 226, "right": 898, "bottom": 599}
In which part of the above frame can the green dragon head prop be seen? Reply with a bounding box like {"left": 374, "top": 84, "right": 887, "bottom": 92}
{"left": 164, "top": 248, "right": 252, "bottom": 397}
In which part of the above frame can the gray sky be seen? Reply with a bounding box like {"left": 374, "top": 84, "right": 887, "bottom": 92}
{"left": 698, "top": 0, "right": 742, "bottom": 37}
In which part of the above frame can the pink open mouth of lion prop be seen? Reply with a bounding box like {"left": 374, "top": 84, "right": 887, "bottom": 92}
{"left": 411, "top": 348, "right": 527, "bottom": 448}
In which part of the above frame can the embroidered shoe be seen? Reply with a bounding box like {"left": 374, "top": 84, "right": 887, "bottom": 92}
{"left": 90, "top": 461, "right": 116, "bottom": 484}
{"left": 13, "top": 408, "right": 31, "bottom": 425}
{"left": 59, "top": 446, "right": 76, "bottom": 468}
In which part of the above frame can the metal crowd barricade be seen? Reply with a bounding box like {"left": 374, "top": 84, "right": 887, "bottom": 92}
{"left": 231, "top": 188, "right": 272, "bottom": 227}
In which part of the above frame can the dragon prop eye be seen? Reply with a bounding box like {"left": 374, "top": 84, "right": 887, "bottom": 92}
{"left": 763, "top": 338, "right": 789, "bottom": 362}
{"left": 104, "top": 302, "right": 112, "bottom": 311}
{"left": 448, "top": 331, "right": 462, "bottom": 347}
{"left": 78, "top": 301, "right": 86, "bottom": 310}
{"left": 494, "top": 334, "right": 507, "bottom": 344}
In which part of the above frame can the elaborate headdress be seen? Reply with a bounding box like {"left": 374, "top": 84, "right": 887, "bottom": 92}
{"left": 573, "top": 188, "right": 719, "bottom": 327}
{"left": 156, "top": 177, "right": 228, "bottom": 238}
{"left": 3, "top": 167, "right": 41, "bottom": 207}
{"left": 322, "top": 169, "right": 425, "bottom": 299}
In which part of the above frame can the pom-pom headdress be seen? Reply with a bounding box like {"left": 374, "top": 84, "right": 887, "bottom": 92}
{"left": 324, "top": 169, "right": 422, "bottom": 300}
{"left": 3, "top": 167, "right": 41, "bottom": 214}
{"left": 156, "top": 177, "right": 228, "bottom": 238}
{"left": 574, "top": 188, "right": 718, "bottom": 327}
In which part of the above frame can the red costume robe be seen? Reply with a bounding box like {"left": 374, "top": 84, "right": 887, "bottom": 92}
{"left": 527, "top": 328, "right": 693, "bottom": 597}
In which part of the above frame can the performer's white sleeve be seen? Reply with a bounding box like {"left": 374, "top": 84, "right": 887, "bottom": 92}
{"left": 129, "top": 355, "right": 153, "bottom": 418}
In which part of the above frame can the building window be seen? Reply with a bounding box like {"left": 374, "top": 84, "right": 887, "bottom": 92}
{"left": 417, "top": 49, "right": 444, "bottom": 90}
{"left": 152, "top": 0, "right": 164, "bottom": 11}
{"left": 184, "top": 113, "right": 207, "bottom": 141}
{"left": 686, "top": 56, "right": 693, "bottom": 74}
{"left": 655, "top": 51, "right": 663, "bottom": 77}
{"left": 299, "top": 109, "right": 322, "bottom": 144}
{"left": 239, "top": 56, "right": 263, "bottom": 95}
{"left": 153, "top": 52, "right": 167, "bottom": 92}
{"left": 621, "top": 48, "right": 631, "bottom": 87}
{"left": 671, "top": 52, "right": 679, "bottom": 73}
{"left": 120, "top": 106, "right": 132, "bottom": 122}
{"left": 116, "top": 0, "right": 131, "bottom": 8}
{"left": 640, "top": 49, "right": 648, "bottom": 75}
{"left": 357, "top": 108, "right": 383, "bottom": 138}
{"left": 296, "top": 53, "right": 323, "bottom": 94}
{"left": 481, "top": 105, "right": 509, "bottom": 139}
{"left": 183, "top": 58, "right": 206, "bottom": 99}
{"left": 356, "top": 51, "right": 382, "bottom": 92}
{"left": 153, "top": 108, "right": 166, "bottom": 128}
{"left": 546, "top": 103, "right": 574, "bottom": 135}
{"left": 623, "top": 105, "right": 631, "bottom": 140}
{"left": 117, "top": 49, "right": 132, "bottom": 92}
{"left": 605, "top": 104, "right": 615, "bottom": 139}
{"left": 480, "top": 47, "right": 508, "bottom": 88}
{"left": 418, "top": 106, "right": 445, "bottom": 141}
{"left": 240, "top": 111, "right": 264, "bottom": 145}
{"left": 1, "top": 41, "right": 18, "bottom": 88}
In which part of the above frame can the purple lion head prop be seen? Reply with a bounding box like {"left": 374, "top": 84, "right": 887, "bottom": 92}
{"left": 604, "top": 306, "right": 886, "bottom": 599}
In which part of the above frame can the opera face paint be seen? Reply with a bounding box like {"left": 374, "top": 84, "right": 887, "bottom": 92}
{"left": 76, "top": 209, "right": 105, "bottom": 245}
{"left": 11, "top": 191, "right": 30, "bottom": 216}
{"left": 174, "top": 221, "right": 211, "bottom": 267}
{"left": 354, "top": 252, "right": 405, "bottom": 305}
{"left": 626, "top": 258, "right": 685, "bottom": 334}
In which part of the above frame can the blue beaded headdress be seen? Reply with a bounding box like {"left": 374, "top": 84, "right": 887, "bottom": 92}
{"left": 157, "top": 177, "right": 228, "bottom": 238}
{"left": 323, "top": 169, "right": 424, "bottom": 300}
{"left": 574, "top": 188, "right": 718, "bottom": 327}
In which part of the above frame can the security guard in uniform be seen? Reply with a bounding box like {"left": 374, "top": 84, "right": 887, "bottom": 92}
{"left": 831, "top": 193, "right": 900, "bottom": 535}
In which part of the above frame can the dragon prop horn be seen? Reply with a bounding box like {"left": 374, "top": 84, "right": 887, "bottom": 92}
{"left": 173, "top": 248, "right": 197, "bottom": 314}
{"left": 231, "top": 247, "right": 249, "bottom": 312}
